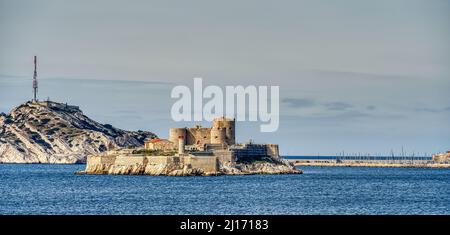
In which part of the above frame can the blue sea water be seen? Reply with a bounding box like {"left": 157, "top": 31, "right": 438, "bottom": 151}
{"left": 0, "top": 164, "right": 449, "bottom": 215}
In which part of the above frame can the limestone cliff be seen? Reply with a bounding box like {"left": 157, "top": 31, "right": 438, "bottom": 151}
{"left": 0, "top": 101, "right": 156, "bottom": 163}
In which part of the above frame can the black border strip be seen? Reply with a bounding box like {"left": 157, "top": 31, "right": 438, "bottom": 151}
{"left": 0, "top": 215, "right": 449, "bottom": 233}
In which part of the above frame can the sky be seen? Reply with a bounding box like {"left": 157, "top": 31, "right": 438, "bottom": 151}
{"left": 0, "top": 0, "right": 449, "bottom": 155}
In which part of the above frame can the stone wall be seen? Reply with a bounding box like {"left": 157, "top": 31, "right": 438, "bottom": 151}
{"left": 144, "top": 139, "right": 175, "bottom": 151}
{"left": 213, "top": 150, "right": 236, "bottom": 166}
{"left": 183, "top": 155, "right": 218, "bottom": 173}
{"left": 232, "top": 143, "right": 268, "bottom": 160}
{"left": 115, "top": 155, "right": 147, "bottom": 165}
{"left": 83, "top": 154, "right": 219, "bottom": 175}
{"left": 147, "top": 156, "right": 170, "bottom": 165}
{"left": 80, "top": 151, "right": 301, "bottom": 176}
{"left": 85, "top": 154, "right": 116, "bottom": 173}
{"left": 266, "top": 144, "right": 280, "bottom": 158}
{"left": 186, "top": 127, "right": 211, "bottom": 145}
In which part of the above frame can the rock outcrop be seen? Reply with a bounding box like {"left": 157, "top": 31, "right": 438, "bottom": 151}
{"left": 77, "top": 153, "right": 302, "bottom": 176}
{"left": 0, "top": 101, "right": 156, "bottom": 163}
{"left": 223, "top": 160, "right": 301, "bottom": 175}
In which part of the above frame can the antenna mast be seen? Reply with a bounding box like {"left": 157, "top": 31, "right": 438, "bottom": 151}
{"left": 32, "top": 56, "right": 38, "bottom": 102}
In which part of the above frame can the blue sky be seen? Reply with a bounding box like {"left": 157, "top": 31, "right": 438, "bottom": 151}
{"left": 0, "top": 0, "right": 449, "bottom": 155}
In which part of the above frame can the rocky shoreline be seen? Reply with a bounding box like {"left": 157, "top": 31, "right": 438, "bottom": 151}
{"left": 76, "top": 155, "right": 302, "bottom": 176}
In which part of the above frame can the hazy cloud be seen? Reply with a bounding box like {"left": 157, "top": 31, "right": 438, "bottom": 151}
{"left": 366, "top": 105, "right": 376, "bottom": 110}
{"left": 282, "top": 98, "right": 315, "bottom": 108}
{"left": 414, "top": 106, "right": 450, "bottom": 113}
{"left": 324, "top": 102, "right": 353, "bottom": 111}
{"left": 305, "top": 69, "right": 414, "bottom": 81}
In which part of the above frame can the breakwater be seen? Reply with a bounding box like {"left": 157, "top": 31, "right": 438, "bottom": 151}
{"left": 288, "top": 158, "right": 450, "bottom": 168}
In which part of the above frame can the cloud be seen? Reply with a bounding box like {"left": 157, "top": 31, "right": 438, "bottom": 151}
{"left": 324, "top": 102, "right": 353, "bottom": 111}
{"left": 366, "top": 105, "right": 376, "bottom": 110}
{"left": 413, "top": 106, "right": 450, "bottom": 113}
{"left": 414, "top": 108, "right": 439, "bottom": 113}
{"left": 282, "top": 110, "right": 404, "bottom": 123}
{"left": 282, "top": 98, "right": 315, "bottom": 108}
{"left": 328, "top": 110, "right": 371, "bottom": 119}
{"left": 304, "top": 69, "right": 414, "bottom": 81}
{"left": 0, "top": 74, "right": 28, "bottom": 79}
{"left": 115, "top": 110, "right": 138, "bottom": 114}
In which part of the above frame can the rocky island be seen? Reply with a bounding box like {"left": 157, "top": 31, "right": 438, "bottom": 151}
{"left": 78, "top": 117, "right": 301, "bottom": 176}
{"left": 0, "top": 101, "right": 156, "bottom": 163}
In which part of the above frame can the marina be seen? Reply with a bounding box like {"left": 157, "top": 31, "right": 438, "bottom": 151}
{"left": 287, "top": 154, "right": 450, "bottom": 168}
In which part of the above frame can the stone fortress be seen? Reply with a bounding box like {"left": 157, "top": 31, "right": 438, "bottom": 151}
{"left": 81, "top": 117, "right": 299, "bottom": 176}
{"left": 144, "top": 117, "right": 280, "bottom": 167}
{"left": 145, "top": 117, "right": 236, "bottom": 152}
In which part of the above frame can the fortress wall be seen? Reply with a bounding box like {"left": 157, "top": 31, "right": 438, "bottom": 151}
{"left": 100, "top": 155, "right": 117, "bottom": 165}
{"left": 145, "top": 140, "right": 175, "bottom": 151}
{"left": 210, "top": 127, "right": 226, "bottom": 144}
{"left": 184, "top": 156, "right": 218, "bottom": 173}
{"left": 146, "top": 156, "right": 169, "bottom": 165}
{"left": 233, "top": 144, "right": 268, "bottom": 160}
{"left": 213, "top": 150, "right": 235, "bottom": 165}
{"left": 114, "top": 155, "right": 147, "bottom": 165}
{"left": 86, "top": 155, "right": 116, "bottom": 165}
{"left": 86, "top": 155, "right": 102, "bottom": 165}
{"left": 87, "top": 155, "right": 116, "bottom": 165}
{"left": 266, "top": 144, "right": 280, "bottom": 158}
{"left": 167, "top": 156, "right": 181, "bottom": 164}
{"left": 84, "top": 155, "right": 116, "bottom": 173}
{"left": 186, "top": 127, "right": 211, "bottom": 145}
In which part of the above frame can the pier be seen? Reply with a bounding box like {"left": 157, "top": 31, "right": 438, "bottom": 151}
{"left": 286, "top": 155, "right": 450, "bottom": 168}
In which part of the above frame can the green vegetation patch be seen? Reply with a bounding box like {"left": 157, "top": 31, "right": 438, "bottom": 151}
{"left": 132, "top": 149, "right": 177, "bottom": 156}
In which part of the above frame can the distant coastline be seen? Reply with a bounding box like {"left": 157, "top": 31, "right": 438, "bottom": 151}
{"left": 287, "top": 157, "right": 450, "bottom": 168}
{"left": 285, "top": 152, "right": 450, "bottom": 168}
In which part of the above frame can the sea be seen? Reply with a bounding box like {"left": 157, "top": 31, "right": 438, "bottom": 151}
{"left": 0, "top": 164, "right": 449, "bottom": 215}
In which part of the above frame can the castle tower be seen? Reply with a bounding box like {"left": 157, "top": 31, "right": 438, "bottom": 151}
{"left": 169, "top": 128, "right": 186, "bottom": 146}
{"left": 210, "top": 126, "right": 226, "bottom": 144}
{"left": 211, "top": 117, "right": 235, "bottom": 145}
{"left": 224, "top": 118, "right": 235, "bottom": 145}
